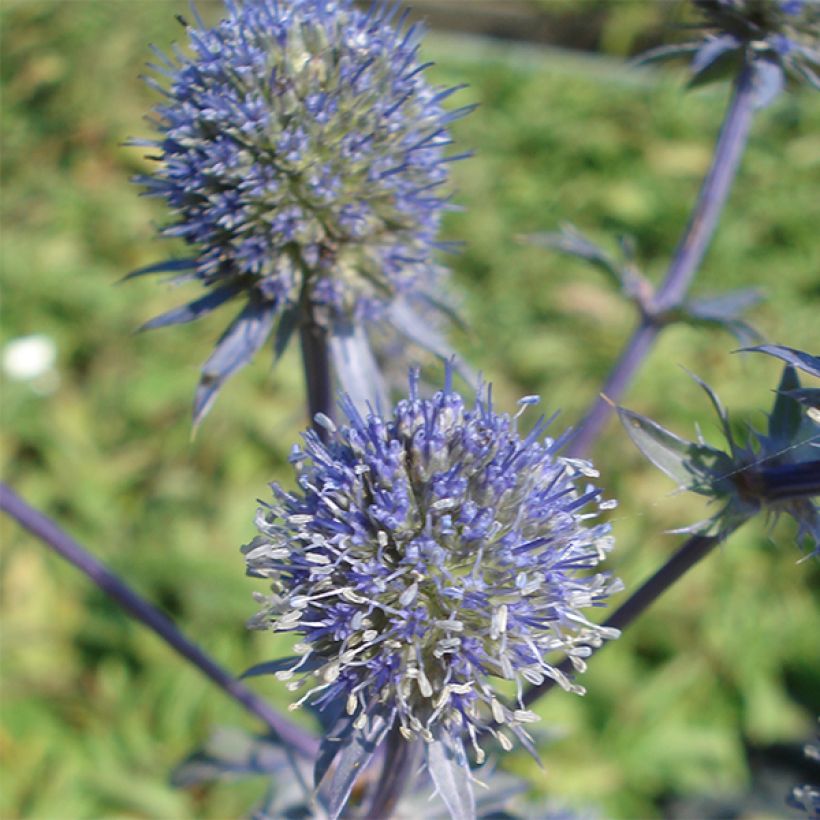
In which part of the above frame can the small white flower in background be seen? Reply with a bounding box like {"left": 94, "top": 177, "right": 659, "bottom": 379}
{"left": 2, "top": 334, "right": 59, "bottom": 394}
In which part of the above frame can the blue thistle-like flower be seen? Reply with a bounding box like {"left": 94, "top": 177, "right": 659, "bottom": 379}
{"left": 131, "top": 0, "right": 471, "bottom": 421}
{"left": 640, "top": 0, "right": 819, "bottom": 104}
{"left": 243, "top": 369, "right": 621, "bottom": 766}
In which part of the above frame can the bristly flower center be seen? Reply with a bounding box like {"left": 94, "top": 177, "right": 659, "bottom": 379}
{"left": 244, "top": 369, "right": 622, "bottom": 759}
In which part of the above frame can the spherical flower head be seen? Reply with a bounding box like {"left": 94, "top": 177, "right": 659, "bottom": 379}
{"left": 244, "top": 369, "right": 621, "bottom": 757}
{"left": 139, "top": 0, "right": 461, "bottom": 320}
{"left": 691, "top": 0, "right": 819, "bottom": 88}
{"left": 638, "top": 1, "right": 819, "bottom": 101}
{"left": 132, "top": 0, "right": 471, "bottom": 422}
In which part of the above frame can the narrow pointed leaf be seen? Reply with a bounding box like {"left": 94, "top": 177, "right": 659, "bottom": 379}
{"left": 171, "top": 727, "right": 289, "bottom": 786}
{"left": 240, "top": 655, "right": 323, "bottom": 680}
{"left": 140, "top": 284, "right": 240, "bottom": 330}
{"left": 781, "top": 388, "right": 820, "bottom": 413}
{"left": 328, "top": 319, "right": 388, "bottom": 415}
{"left": 525, "top": 224, "right": 625, "bottom": 288}
{"left": 684, "top": 288, "right": 764, "bottom": 321}
{"left": 681, "top": 290, "right": 764, "bottom": 345}
{"left": 193, "top": 298, "right": 278, "bottom": 425}
{"left": 426, "top": 731, "right": 476, "bottom": 820}
{"left": 750, "top": 58, "right": 785, "bottom": 110}
{"left": 683, "top": 369, "right": 737, "bottom": 453}
{"left": 618, "top": 406, "right": 730, "bottom": 493}
{"left": 313, "top": 715, "right": 354, "bottom": 792}
{"left": 388, "top": 299, "right": 476, "bottom": 387}
{"left": 769, "top": 366, "right": 803, "bottom": 448}
{"left": 689, "top": 40, "right": 742, "bottom": 88}
{"left": 305, "top": 692, "right": 347, "bottom": 737}
{"left": 317, "top": 710, "right": 393, "bottom": 820}
{"left": 633, "top": 41, "right": 702, "bottom": 67}
{"left": 416, "top": 290, "right": 469, "bottom": 332}
{"left": 715, "top": 320, "right": 762, "bottom": 347}
{"left": 741, "top": 345, "right": 820, "bottom": 379}
{"left": 273, "top": 304, "right": 300, "bottom": 361}
{"left": 122, "top": 257, "right": 197, "bottom": 281}
{"left": 388, "top": 299, "right": 454, "bottom": 361}
{"left": 691, "top": 34, "right": 739, "bottom": 77}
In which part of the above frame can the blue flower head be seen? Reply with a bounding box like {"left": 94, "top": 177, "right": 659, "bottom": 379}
{"left": 131, "top": 0, "right": 470, "bottom": 421}
{"left": 641, "top": 0, "right": 819, "bottom": 104}
{"left": 244, "top": 369, "right": 621, "bottom": 763}
{"left": 694, "top": 0, "right": 820, "bottom": 54}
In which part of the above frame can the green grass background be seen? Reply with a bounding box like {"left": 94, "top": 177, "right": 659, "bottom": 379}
{"left": 1, "top": 2, "right": 818, "bottom": 818}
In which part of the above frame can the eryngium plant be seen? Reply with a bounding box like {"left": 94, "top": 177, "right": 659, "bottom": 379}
{"left": 244, "top": 370, "right": 621, "bottom": 770}
{"left": 131, "top": 0, "right": 469, "bottom": 420}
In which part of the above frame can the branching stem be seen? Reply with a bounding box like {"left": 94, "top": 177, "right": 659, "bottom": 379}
{"left": 567, "top": 62, "right": 759, "bottom": 459}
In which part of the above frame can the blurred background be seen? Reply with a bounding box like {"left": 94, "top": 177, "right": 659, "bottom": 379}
{"left": 1, "top": 1, "right": 818, "bottom": 817}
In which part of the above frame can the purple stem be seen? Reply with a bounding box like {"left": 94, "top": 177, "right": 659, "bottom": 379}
{"left": 300, "top": 303, "right": 335, "bottom": 440}
{"left": 567, "top": 61, "right": 759, "bottom": 459}
{"left": 523, "top": 525, "right": 740, "bottom": 707}
{"left": 364, "top": 727, "right": 421, "bottom": 819}
{"left": 0, "top": 482, "right": 320, "bottom": 761}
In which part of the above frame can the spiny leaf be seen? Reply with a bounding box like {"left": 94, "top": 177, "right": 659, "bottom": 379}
{"left": 273, "top": 305, "right": 300, "bottom": 361}
{"left": 193, "top": 298, "right": 278, "bottom": 426}
{"left": 780, "top": 388, "right": 820, "bottom": 415}
{"left": 741, "top": 345, "right": 820, "bottom": 379}
{"left": 317, "top": 710, "right": 394, "bottom": 820}
{"left": 387, "top": 299, "right": 476, "bottom": 387}
{"left": 139, "top": 283, "right": 240, "bottom": 330}
{"left": 618, "top": 406, "right": 732, "bottom": 493}
{"left": 750, "top": 57, "right": 785, "bottom": 110}
{"left": 121, "top": 257, "right": 197, "bottom": 281}
{"left": 690, "top": 34, "right": 740, "bottom": 80}
{"left": 426, "top": 730, "right": 476, "bottom": 820}
{"left": 525, "top": 223, "right": 626, "bottom": 288}
{"left": 769, "top": 365, "right": 803, "bottom": 449}
{"left": 240, "top": 656, "right": 322, "bottom": 680}
{"left": 328, "top": 319, "right": 388, "bottom": 416}
{"left": 171, "top": 727, "right": 288, "bottom": 786}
